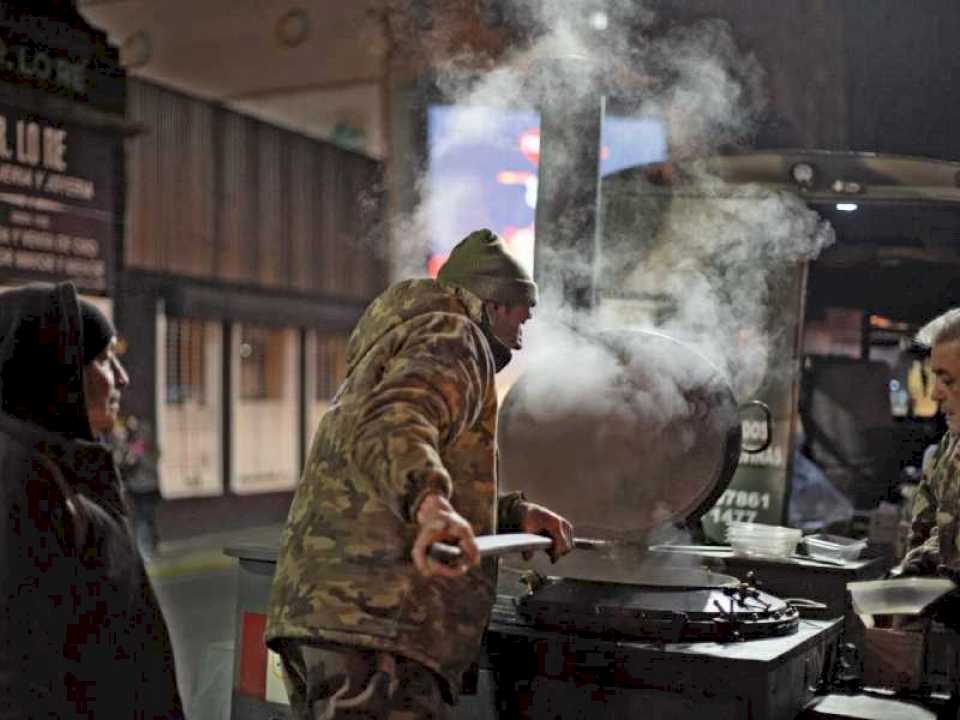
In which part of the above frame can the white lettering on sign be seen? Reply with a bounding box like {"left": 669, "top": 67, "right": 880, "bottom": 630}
{"left": 0, "top": 106, "right": 107, "bottom": 291}
{"left": 54, "top": 58, "right": 86, "bottom": 94}
{"left": 70, "top": 236, "right": 99, "bottom": 257}
{"left": 21, "top": 229, "right": 54, "bottom": 251}
{"left": 4, "top": 43, "right": 87, "bottom": 95}
{"left": 61, "top": 256, "right": 104, "bottom": 278}
{"left": 14, "top": 249, "right": 56, "bottom": 272}
{"left": 5, "top": 212, "right": 52, "bottom": 229}
{"left": 0, "top": 116, "right": 98, "bottom": 204}
{"left": 12, "top": 121, "right": 68, "bottom": 172}
{"left": 707, "top": 488, "right": 774, "bottom": 524}
{"left": 42, "top": 128, "right": 66, "bottom": 172}
{"left": 741, "top": 419, "right": 770, "bottom": 444}
{"left": 44, "top": 173, "right": 93, "bottom": 201}
{"left": 0, "top": 224, "right": 99, "bottom": 255}
{"left": 739, "top": 443, "right": 785, "bottom": 468}
{"left": 0, "top": 162, "right": 32, "bottom": 188}
{"left": 709, "top": 507, "right": 758, "bottom": 524}
{"left": 16, "top": 120, "right": 39, "bottom": 166}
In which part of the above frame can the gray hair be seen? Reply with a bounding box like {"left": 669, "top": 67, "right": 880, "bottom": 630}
{"left": 917, "top": 308, "right": 960, "bottom": 348}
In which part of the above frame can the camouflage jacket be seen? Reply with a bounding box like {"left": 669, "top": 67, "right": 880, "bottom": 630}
{"left": 901, "top": 433, "right": 960, "bottom": 575}
{"left": 265, "top": 279, "right": 525, "bottom": 699}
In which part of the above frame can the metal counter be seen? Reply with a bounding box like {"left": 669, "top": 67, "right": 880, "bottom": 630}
{"left": 484, "top": 594, "right": 843, "bottom": 720}
{"left": 224, "top": 542, "right": 848, "bottom": 720}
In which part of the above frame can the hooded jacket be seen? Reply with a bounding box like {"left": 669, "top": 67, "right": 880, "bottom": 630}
{"left": 0, "top": 282, "right": 183, "bottom": 719}
{"left": 901, "top": 432, "right": 960, "bottom": 575}
{"left": 266, "top": 279, "right": 524, "bottom": 699}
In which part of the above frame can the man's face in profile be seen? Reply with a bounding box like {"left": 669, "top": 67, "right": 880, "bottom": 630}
{"left": 487, "top": 302, "right": 534, "bottom": 351}
{"left": 931, "top": 339, "right": 960, "bottom": 433}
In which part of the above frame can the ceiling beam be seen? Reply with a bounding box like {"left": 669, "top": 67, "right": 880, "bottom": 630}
{"left": 224, "top": 76, "right": 382, "bottom": 102}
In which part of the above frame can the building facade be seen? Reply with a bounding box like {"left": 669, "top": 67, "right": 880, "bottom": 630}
{"left": 118, "top": 79, "right": 386, "bottom": 527}
{"left": 0, "top": 3, "right": 388, "bottom": 534}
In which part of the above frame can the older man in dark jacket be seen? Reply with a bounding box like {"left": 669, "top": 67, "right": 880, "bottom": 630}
{"left": 267, "top": 229, "right": 573, "bottom": 719}
{"left": 0, "top": 282, "right": 183, "bottom": 719}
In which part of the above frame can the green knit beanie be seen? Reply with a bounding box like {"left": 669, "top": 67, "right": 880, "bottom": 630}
{"left": 437, "top": 229, "right": 538, "bottom": 307}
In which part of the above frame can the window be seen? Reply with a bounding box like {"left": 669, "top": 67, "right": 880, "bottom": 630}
{"left": 166, "top": 317, "right": 206, "bottom": 404}
{"left": 240, "top": 325, "right": 287, "bottom": 400}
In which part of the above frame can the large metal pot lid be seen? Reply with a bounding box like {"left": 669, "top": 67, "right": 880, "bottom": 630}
{"left": 499, "top": 328, "right": 741, "bottom": 549}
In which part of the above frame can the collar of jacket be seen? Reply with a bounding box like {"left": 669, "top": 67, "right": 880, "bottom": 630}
{"left": 443, "top": 283, "right": 513, "bottom": 372}
{"left": 0, "top": 409, "right": 121, "bottom": 504}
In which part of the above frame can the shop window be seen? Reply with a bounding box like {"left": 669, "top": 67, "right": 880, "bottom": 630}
{"left": 166, "top": 317, "right": 206, "bottom": 404}
{"left": 233, "top": 324, "right": 298, "bottom": 493}
{"left": 159, "top": 316, "right": 222, "bottom": 499}
{"left": 240, "top": 325, "right": 286, "bottom": 400}
{"left": 315, "top": 333, "right": 349, "bottom": 401}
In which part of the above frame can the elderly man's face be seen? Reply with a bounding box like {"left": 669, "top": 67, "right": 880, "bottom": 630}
{"left": 487, "top": 302, "right": 533, "bottom": 351}
{"left": 931, "top": 339, "right": 960, "bottom": 433}
{"left": 83, "top": 337, "right": 130, "bottom": 435}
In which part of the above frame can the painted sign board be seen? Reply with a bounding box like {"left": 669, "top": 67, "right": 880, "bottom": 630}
{"left": 0, "top": 103, "right": 117, "bottom": 293}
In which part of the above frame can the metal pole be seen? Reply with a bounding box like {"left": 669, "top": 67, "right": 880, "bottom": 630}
{"left": 533, "top": 74, "right": 605, "bottom": 313}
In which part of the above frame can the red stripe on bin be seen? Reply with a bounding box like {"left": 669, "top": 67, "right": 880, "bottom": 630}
{"left": 237, "top": 612, "right": 268, "bottom": 698}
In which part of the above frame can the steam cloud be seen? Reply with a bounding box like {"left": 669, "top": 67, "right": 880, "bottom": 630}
{"left": 389, "top": 0, "right": 832, "bottom": 390}
{"left": 383, "top": 0, "right": 835, "bottom": 570}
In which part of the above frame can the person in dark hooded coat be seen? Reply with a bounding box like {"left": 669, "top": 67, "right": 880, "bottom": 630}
{"left": 0, "top": 282, "right": 184, "bottom": 719}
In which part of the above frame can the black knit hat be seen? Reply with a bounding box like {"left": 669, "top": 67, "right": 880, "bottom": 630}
{"left": 78, "top": 298, "right": 115, "bottom": 364}
{"left": 437, "top": 229, "right": 538, "bottom": 306}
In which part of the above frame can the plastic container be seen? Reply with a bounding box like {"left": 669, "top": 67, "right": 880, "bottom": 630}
{"left": 803, "top": 534, "right": 867, "bottom": 563}
{"left": 848, "top": 577, "right": 956, "bottom": 615}
{"left": 726, "top": 522, "right": 802, "bottom": 559}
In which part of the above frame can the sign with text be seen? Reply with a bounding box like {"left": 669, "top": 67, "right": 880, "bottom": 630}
{"left": 701, "top": 263, "right": 807, "bottom": 540}
{"left": 0, "top": 6, "right": 126, "bottom": 115}
{"left": 0, "top": 104, "right": 117, "bottom": 293}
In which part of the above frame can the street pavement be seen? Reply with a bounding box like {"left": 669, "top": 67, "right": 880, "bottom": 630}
{"left": 148, "top": 525, "right": 283, "bottom": 720}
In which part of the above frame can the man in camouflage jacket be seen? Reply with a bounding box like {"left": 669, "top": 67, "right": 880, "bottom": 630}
{"left": 898, "top": 308, "right": 960, "bottom": 576}
{"left": 266, "top": 229, "right": 573, "bottom": 719}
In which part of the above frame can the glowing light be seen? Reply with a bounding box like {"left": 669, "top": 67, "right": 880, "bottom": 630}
{"left": 589, "top": 11, "right": 609, "bottom": 30}
{"left": 836, "top": 203, "right": 858, "bottom": 212}
{"left": 519, "top": 129, "right": 540, "bottom": 166}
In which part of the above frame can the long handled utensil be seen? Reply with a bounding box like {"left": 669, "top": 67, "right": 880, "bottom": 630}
{"left": 428, "top": 532, "right": 609, "bottom": 566}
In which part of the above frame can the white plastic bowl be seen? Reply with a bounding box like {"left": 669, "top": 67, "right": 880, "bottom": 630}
{"left": 848, "top": 577, "right": 956, "bottom": 615}
{"left": 729, "top": 537, "right": 799, "bottom": 559}
{"left": 726, "top": 522, "right": 801, "bottom": 559}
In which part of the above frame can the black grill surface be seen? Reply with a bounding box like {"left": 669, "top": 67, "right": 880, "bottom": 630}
{"left": 515, "top": 577, "right": 800, "bottom": 643}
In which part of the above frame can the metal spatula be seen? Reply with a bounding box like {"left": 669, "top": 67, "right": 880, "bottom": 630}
{"left": 428, "top": 532, "right": 609, "bottom": 566}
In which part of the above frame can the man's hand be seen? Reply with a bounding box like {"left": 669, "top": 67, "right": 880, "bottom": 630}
{"left": 517, "top": 501, "right": 573, "bottom": 562}
{"left": 411, "top": 493, "right": 480, "bottom": 578}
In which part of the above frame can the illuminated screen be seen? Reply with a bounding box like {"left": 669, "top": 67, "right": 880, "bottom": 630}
{"left": 426, "top": 104, "right": 667, "bottom": 276}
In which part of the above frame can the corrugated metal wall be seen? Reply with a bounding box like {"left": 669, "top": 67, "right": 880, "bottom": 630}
{"left": 125, "top": 78, "right": 386, "bottom": 300}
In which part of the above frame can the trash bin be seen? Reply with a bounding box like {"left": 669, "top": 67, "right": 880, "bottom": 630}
{"left": 224, "top": 541, "right": 498, "bottom": 720}
{"left": 224, "top": 542, "right": 290, "bottom": 720}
